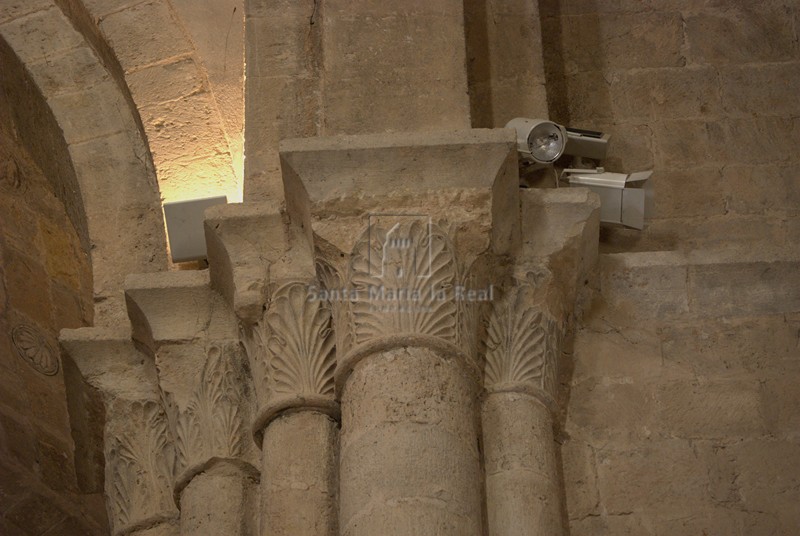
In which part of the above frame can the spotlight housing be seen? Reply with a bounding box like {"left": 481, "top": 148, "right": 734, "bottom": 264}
{"left": 565, "top": 169, "right": 653, "bottom": 230}
{"left": 564, "top": 127, "right": 610, "bottom": 161}
{"left": 505, "top": 118, "right": 568, "bottom": 165}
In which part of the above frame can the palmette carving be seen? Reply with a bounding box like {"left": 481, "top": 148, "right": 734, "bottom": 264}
{"left": 316, "top": 258, "right": 354, "bottom": 356}
{"left": 483, "top": 283, "right": 561, "bottom": 399}
{"left": 266, "top": 281, "right": 336, "bottom": 397}
{"left": 455, "top": 264, "right": 485, "bottom": 363}
{"left": 348, "top": 220, "right": 457, "bottom": 345}
{"left": 170, "top": 345, "right": 246, "bottom": 473}
{"left": 106, "top": 400, "right": 175, "bottom": 534}
{"left": 240, "top": 320, "right": 272, "bottom": 405}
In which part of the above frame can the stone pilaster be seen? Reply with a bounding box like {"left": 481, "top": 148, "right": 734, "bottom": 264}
{"left": 319, "top": 0, "right": 471, "bottom": 134}
{"left": 244, "top": 0, "right": 322, "bottom": 202}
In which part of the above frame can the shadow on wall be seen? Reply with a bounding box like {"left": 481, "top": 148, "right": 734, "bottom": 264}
{"left": 0, "top": 110, "right": 105, "bottom": 534}
{"left": 539, "top": 0, "right": 570, "bottom": 125}
{"left": 0, "top": 36, "right": 88, "bottom": 251}
{"left": 464, "top": 0, "right": 493, "bottom": 127}
{"left": 0, "top": 25, "right": 108, "bottom": 536}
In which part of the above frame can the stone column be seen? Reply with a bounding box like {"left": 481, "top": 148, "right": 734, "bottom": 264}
{"left": 179, "top": 460, "right": 258, "bottom": 536}
{"left": 338, "top": 344, "right": 483, "bottom": 536}
{"left": 165, "top": 343, "right": 259, "bottom": 536}
{"left": 328, "top": 218, "right": 487, "bottom": 536}
{"left": 125, "top": 272, "right": 260, "bottom": 536}
{"left": 481, "top": 283, "right": 565, "bottom": 536}
{"left": 241, "top": 280, "right": 340, "bottom": 536}
{"left": 278, "top": 129, "right": 521, "bottom": 536}
{"left": 260, "top": 411, "right": 339, "bottom": 536}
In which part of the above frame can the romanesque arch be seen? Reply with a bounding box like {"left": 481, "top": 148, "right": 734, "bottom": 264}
{"left": 0, "top": 0, "right": 168, "bottom": 325}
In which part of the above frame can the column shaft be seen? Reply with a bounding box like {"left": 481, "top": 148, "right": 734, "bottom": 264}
{"left": 482, "top": 391, "right": 564, "bottom": 536}
{"left": 179, "top": 463, "right": 258, "bottom": 536}
{"left": 339, "top": 346, "right": 483, "bottom": 536}
{"left": 260, "top": 411, "right": 339, "bottom": 536}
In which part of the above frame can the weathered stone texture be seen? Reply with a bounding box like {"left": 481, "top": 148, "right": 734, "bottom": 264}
{"left": 320, "top": 0, "right": 470, "bottom": 135}
{"left": 482, "top": 393, "right": 564, "bottom": 536}
{"left": 465, "top": 0, "right": 550, "bottom": 127}
{"left": 566, "top": 248, "right": 800, "bottom": 533}
{"left": 0, "top": 79, "right": 103, "bottom": 535}
{"left": 261, "top": 412, "right": 339, "bottom": 536}
{"left": 99, "top": 0, "right": 192, "bottom": 71}
{"left": 179, "top": 463, "right": 258, "bottom": 536}
{"left": 83, "top": 0, "right": 244, "bottom": 203}
{"left": 548, "top": 0, "right": 800, "bottom": 253}
{"left": 685, "top": 5, "right": 797, "bottom": 65}
{"left": 339, "top": 347, "right": 483, "bottom": 536}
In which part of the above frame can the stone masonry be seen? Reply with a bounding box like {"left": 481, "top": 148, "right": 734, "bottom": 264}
{"left": 0, "top": 0, "right": 798, "bottom": 535}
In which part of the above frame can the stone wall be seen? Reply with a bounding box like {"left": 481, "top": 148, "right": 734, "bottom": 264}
{"left": 546, "top": 2, "right": 800, "bottom": 533}
{"left": 563, "top": 250, "right": 800, "bottom": 534}
{"left": 465, "top": 0, "right": 550, "bottom": 127}
{"left": 244, "top": 0, "right": 474, "bottom": 201}
{"left": 82, "top": 0, "right": 244, "bottom": 202}
{"left": 0, "top": 1, "right": 169, "bottom": 325}
{"left": 0, "top": 92, "right": 107, "bottom": 533}
{"left": 541, "top": 0, "right": 800, "bottom": 252}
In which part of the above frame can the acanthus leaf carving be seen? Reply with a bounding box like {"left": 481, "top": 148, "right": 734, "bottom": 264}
{"left": 169, "top": 344, "right": 246, "bottom": 474}
{"left": 455, "top": 254, "right": 498, "bottom": 364}
{"left": 265, "top": 281, "right": 336, "bottom": 397}
{"left": 483, "top": 283, "right": 561, "bottom": 399}
{"left": 106, "top": 400, "right": 176, "bottom": 534}
{"left": 348, "top": 220, "right": 457, "bottom": 345}
{"left": 316, "top": 257, "right": 354, "bottom": 357}
{"left": 240, "top": 319, "right": 272, "bottom": 406}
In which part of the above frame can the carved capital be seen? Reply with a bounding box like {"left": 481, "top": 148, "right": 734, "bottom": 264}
{"left": 348, "top": 219, "right": 458, "bottom": 345}
{"left": 278, "top": 130, "right": 522, "bottom": 390}
{"left": 158, "top": 343, "right": 256, "bottom": 496}
{"left": 60, "top": 328, "right": 180, "bottom": 534}
{"left": 242, "top": 279, "right": 338, "bottom": 443}
{"left": 105, "top": 399, "right": 178, "bottom": 536}
{"left": 312, "top": 219, "right": 494, "bottom": 390}
{"left": 482, "top": 280, "right": 564, "bottom": 410}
